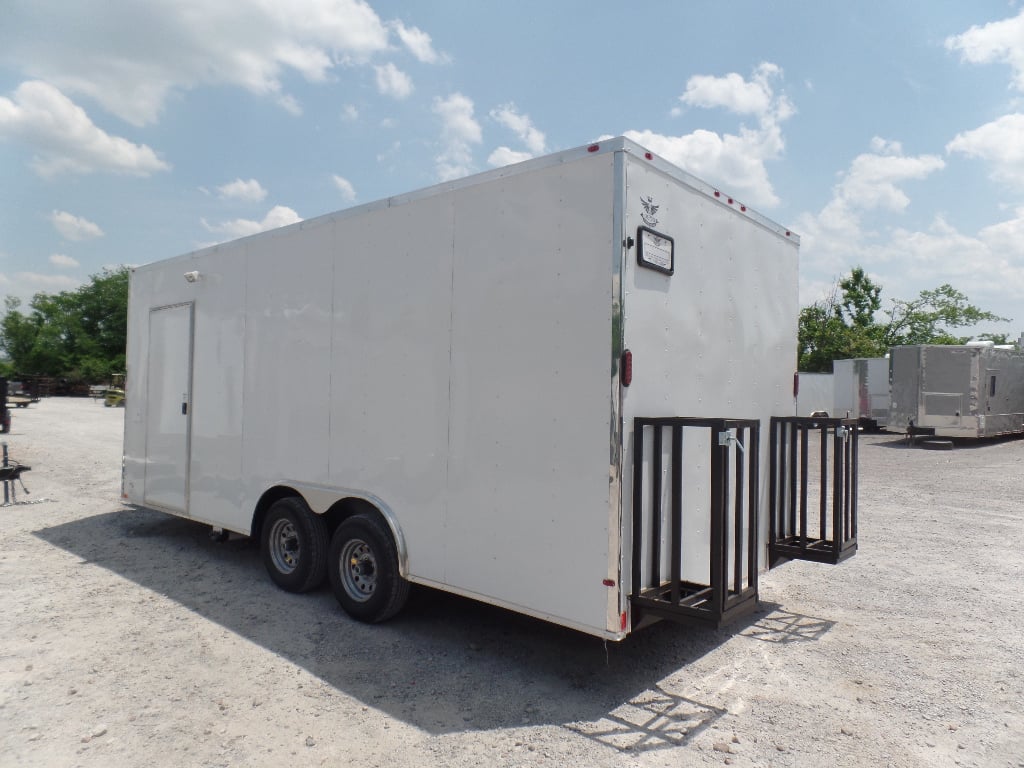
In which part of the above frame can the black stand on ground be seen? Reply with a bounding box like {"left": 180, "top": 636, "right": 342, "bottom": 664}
{"left": 1, "top": 442, "right": 32, "bottom": 506}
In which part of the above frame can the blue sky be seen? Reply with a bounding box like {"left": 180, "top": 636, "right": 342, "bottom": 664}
{"left": 2, "top": 1, "right": 1023, "bottom": 337}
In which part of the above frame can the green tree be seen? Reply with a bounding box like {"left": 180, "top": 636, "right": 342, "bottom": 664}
{"left": 798, "top": 268, "right": 887, "bottom": 371}
{"left": 798, "top": 267, "right": 1010, "bottom": 372}
{"left": 0, "top": 267, "right": 129, "bottom": 380}
{"left": 879, "top": 283, "right": 1009, "bottom": 347}
{"left": 839, "top": 267, "right": 882, "bottom": 330}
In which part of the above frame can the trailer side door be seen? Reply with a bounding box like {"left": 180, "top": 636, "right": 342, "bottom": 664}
{"left": 143, "top": 302, "right": 194, "bottom": 514}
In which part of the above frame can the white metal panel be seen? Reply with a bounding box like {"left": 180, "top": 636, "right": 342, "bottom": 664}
{"left": 834, "top": 357, "right": 889, "bottom": 423}
{"left": 241, "top": 220, "right": 334, "bottom": 510}
{"left": 143, "top": 302, "right": 193, "bottom": 513}
{"left": 620, "top": 153, "right": 799, "bottom": 592}
{"left": 832, "top": 359, "right": 859, "bottom": 418}
{"left": 122, "top": 268, "right": 149, "bottom": 503}
{"left": 445, "top": 154, "right": 616, "bottom": 633}
{"left": 866, "top": 357, "right": 891, "bottom": 424}
{"left": 125, "top": 260, "right": 211, "bottom": 505}
{"left": 796, "top": 373, "right": 833, "bottom": 416}
{"left": 185, "top": 247, "right": 248, "bottom": 529}
{"left": 327, "top": 195, "right": 455, "bottom": 581}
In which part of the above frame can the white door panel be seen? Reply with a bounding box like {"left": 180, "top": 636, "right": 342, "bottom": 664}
{"left": 144, "top": 303, "right": 193, "bottom": 513}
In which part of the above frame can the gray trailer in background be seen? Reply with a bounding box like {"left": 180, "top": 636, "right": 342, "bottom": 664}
{"left": 833, "top": 357, "right": 890, "bottom": 430}
{"left": 889, "top": 343, "right": 1024, "bottom": 438}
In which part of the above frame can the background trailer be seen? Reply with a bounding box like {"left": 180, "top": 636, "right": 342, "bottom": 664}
{"left": 833, "top": 357, "right": 890, "bottom": 430}
{"left": 124, "top": 138, "right": 856, "bottom": 640}
{"left": 795, "top": 372, "right": 834, "bottom": 417}
{"left": 889, "top": 343, "right": 1024, "bottom": 439}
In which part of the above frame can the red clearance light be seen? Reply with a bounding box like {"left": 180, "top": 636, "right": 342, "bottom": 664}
{"left": 740, "top": 205, "right": 747, "bottom": 212}
{"left": 714, "top": 190, "right": 720, "bottom": 198}
{"left": 644, "top": 152, "right": 653, "bottom": 160}
{"left": 602, "top": 578, "right": 616, "bottom": 587}
{"left": 786, "top": 231, "right": 792, "bottom": 237}
{"left": 622, "top": 349, "right": 632, "bottom": 386}
{"left": 620, "top": 611, "right": 628, "bottom": 632}
{"left": 727, "top": 197, "right": 734, "bottom": 204}
{"left": 588, "top": 144, "right": 600, "bottom": 153}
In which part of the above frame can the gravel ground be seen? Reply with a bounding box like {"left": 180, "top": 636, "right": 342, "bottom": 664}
{"left": 1, "top": 398, "right": 1022, "bottom": 768}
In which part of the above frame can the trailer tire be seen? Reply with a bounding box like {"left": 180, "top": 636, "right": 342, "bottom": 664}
{"left": 328, "top": 513, "right": 409, "bottom": 623}
{"left": 261, "top": 497, "right": 328, "bottom": 593}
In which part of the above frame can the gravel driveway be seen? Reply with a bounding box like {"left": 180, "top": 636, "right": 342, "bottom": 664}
{"left": 1, "top": 398, "right": 1021, "bottom": 767}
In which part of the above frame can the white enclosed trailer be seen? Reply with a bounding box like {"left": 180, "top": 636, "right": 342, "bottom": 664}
{"left": 124, "top": 138, "right": 855, "bottom": 640}
{"left": 833, "top": 357, "right": 890, "bottom": 430}
{"left": 889, "top": 343, "right": 1024, "bottom": 439}
{"left": 795, "top": 372, "right": 834, "bottom": 416}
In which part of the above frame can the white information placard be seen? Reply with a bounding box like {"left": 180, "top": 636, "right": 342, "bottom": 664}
{"left": 637, "top": 226, "right": 674, "bottom": 275}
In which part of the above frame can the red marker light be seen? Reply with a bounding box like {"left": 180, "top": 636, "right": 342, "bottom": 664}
{"left": 620, "top": 611, "right": 628, "bottom": 632}
{"left": 727, "top": 197, "right": 734, "bottom": 204}
{"left": 622, "top": 350, "right": 632, "bottom": 386}
{"left": 740, "top": 205, "right": 747, "bottom": 212}
{"left": 588, "top": 144, "right": 600, "bottom": 153}
{"left": 644, "top": 152, "right": 653, "bottom": 160}
{"left": 603, "top": 578, "right": 616, "bottom": 587}
{"left": 714, "top": 190, "right": 720, "bottom": 198}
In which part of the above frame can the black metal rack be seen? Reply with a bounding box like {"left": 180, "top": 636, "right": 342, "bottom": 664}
{"left": 630, "top": 417, "right": 760, "bottom": 629}
{"left": 768, "top": 416, "right": 858, "bottom": 567}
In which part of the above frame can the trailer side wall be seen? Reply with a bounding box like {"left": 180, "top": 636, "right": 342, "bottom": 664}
{"left": 126, "top": 151, "right": 619, "bottom": 636}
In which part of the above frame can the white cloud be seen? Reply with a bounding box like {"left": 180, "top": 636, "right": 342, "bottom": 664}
{"left": 217, "top": 178, "right": 267, "bottom": 202}
{"left": 0, "top": 0, "right": 396, "bottom": 126}
{"left": 341, "top": 104, "right": 359, "bottom": 122}
{"left": 391, "top": 21, "right": 443, "bottom": 64}
{"left": 786, "top": 141, "right": 1024, "bottom": 323}
{"left": 488, "top": 147, "right": 533, "bottom": 167}
{"left": 49, "top": 253, "right": 80, "bottom": 268}
{"left": 374, "top": 62, "right": 413, "bottom": 100}
{"left": 979, "top": 205, "right": 1024, "bottom": 254}
{"left": 943, "top": 13, "right": 1024, "bottom": 191}
{"left": 946, "top": 10, "right": 1024, "bottom": 91}
{"left": 626, "top": 125, "right": 783, "bottom": 208}
{"left": 682, "top": 63, "right": 776, "bottom": 116}
{"left": 796, "top": 211, "right": 1024, "bottom": 327}
{"left": 946, "top": 113, "right": 1024, "bottom": 187}
{"left": 836, "top": 139, "right": 945, "bottom": 212}
{"left": 276, "top": 93, "right": 303, "bottom": 117}
{"left": 489, "top": 104, "right": 546, "bottom": 155}
{"left": 877, "top": 217, "right": 1024, "bottom": 321}
{"left": 0, "top": 81, "right": 170, "bottom": 177}
{"left": 433, "top": 93, "right": 481, "bottom": 181}
{"left": 332, "top": 174, "right": 356, "bottom": 202}
{"left": 625, "top": 62, "right": 793, "bottom": 207}
{"left": 201, "top": 205, "right": 302, "bottom": 240}
{"left": 798, "top": 138, "right": 944, "bottom": 251}
{"left": 51, "top": 210, "right": 104, "bottom": 241}
{"left": 681, "top": 62, "right": 792, "bottom": 119}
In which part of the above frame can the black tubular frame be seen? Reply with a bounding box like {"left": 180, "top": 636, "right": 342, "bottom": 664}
{"left": 769, "top": 416, "right": 858, "bottom": 567}
{"left": 631, "top": 417, "right": 760, "bottom": 629}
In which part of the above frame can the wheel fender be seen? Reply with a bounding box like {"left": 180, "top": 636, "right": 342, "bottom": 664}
{"left": 275, "top": 481, "right": 409, "bottom": 579}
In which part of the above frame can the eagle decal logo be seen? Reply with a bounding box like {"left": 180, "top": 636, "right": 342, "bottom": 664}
{"left": 640, "top": 195, "right": 659, "bottom": 226}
